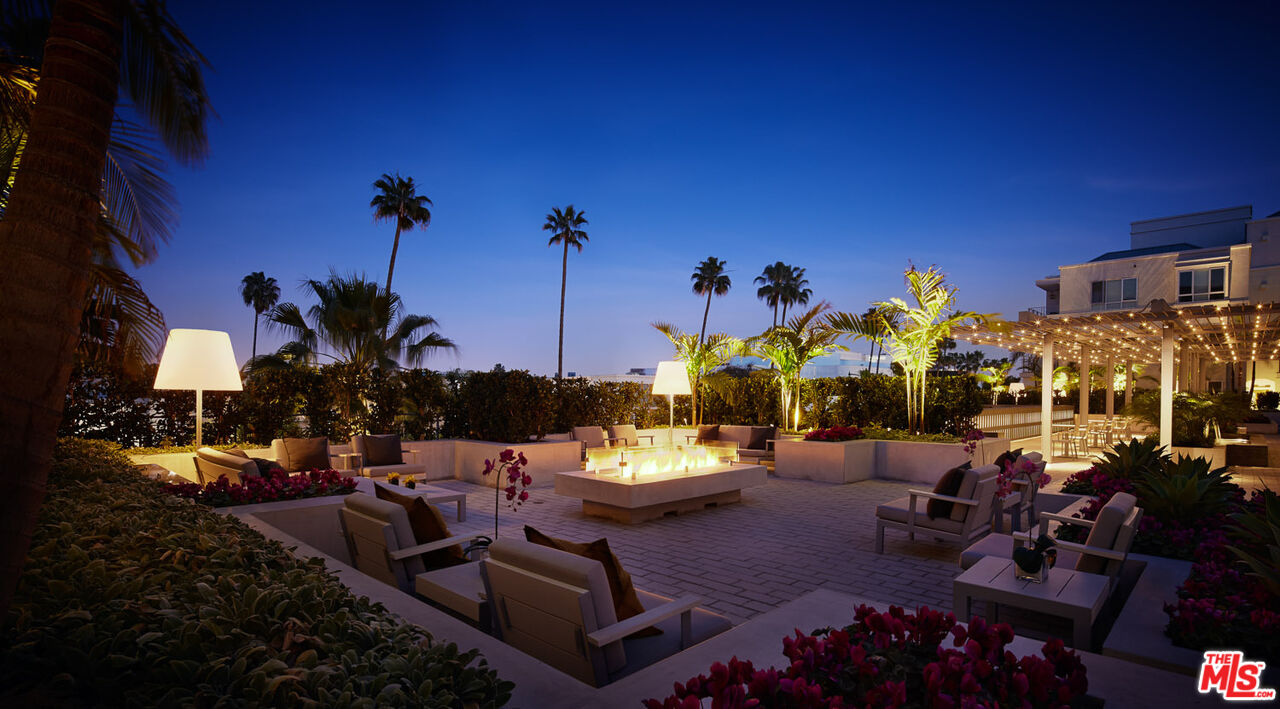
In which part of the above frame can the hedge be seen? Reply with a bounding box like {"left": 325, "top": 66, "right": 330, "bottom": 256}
{"left": 61, "top": 363, "right": 986, "bottom": 447}
{"left": 0, "top": 439, "right": 512, "bottom": 707}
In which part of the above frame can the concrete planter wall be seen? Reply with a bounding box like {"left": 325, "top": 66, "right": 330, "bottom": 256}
{"left": 1171, "top": 445, "right": 1227, "bottom": 470}
{"left": 776, "top": 436, "right": 1010, "bottom": 485}
{"left": 1244, "top": 421, "right": 1278, "bottom": 435}
{"left": 454, "top": 439, "right": 579, "bottom": 488}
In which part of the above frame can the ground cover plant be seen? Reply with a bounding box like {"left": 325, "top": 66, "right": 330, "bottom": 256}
{"left": 163, "top": 468, "right": 356, "bottom": 507}
{"left": 1059, "top": 438, "right": 1279, "bottom": 661}
{"left": 0, "top": 439, "right": 512, "bottom": 707}
{"left": 644, "top": 604, "right": 1093, "bottom": 708}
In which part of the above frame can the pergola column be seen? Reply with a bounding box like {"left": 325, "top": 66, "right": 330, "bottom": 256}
{"left": 1105, "top": 352, "right": 1115, "bottom": 445}
{"left": 1079, "top": 345, "right": 1090, "bottom": 427}
{"left": 1125, "top": 360, "right": 1134, "bottom": 408}
{"left": 1161, "top": 324, "right": 1175, "bottom": 449}
{"left": 1041, "top": 334, "right": 1055, "bottom": 462}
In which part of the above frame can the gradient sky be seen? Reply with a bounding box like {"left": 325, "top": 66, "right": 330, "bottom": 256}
{"left": 139, "top": 1, "right": 1280, "bottom": 375}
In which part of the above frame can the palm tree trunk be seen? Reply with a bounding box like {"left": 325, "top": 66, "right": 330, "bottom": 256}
{"left": 699, "top": 292, "right": 711, "bottom": 344}
{"left": 385, "top": 223, "right": 403, "bottom": 296}
{"left": 0, "top": 0, "right": 123, "bottom": 617}
{"left": 251, "top": 313, "right": 259, "bottom": 359}
{"left": 557, "top": 240, "right": 568, "bottom": 379}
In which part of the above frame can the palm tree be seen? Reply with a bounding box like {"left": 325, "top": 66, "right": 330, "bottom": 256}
{"left": 652, "top": 323, "right": 742, "bottom": 426}
{"left": 370, "top": 172, "right": 432, "bottom": 297}
{"left": 691, "top": 257, "right": 731, "bottom": 344}
{"left": 754, "top": 261, "right": 788, "bottom": 327}
{"left": 264, "top": 272, "right": 454, "bottom": 372}
{"left": 778, "top": 265, "right": 812, "bottom": 323}
{"left": 543, "top": 205, "right": 588, "bottom": 379}
{"left": 829, "top": 265, "right": 1001, "bottom": 434}
{"left": 0, "top": 0, "right": 211, "bottom": 614}
{"left": 746, "top": 302, "right": 844, "bottom": 431}
{"left": 240, "top": 272, "right": 280, "bottom": 360}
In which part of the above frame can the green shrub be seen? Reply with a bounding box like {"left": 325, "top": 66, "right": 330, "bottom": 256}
{"left": 0, "top": 438, "right": 512, "bottom": 707}
{"left": 1136, "top": 455, "right": 1240, "bottom": 527}
{"left": 1124, "top": 390, "right": 1250, "bottom": 447}
{"left": 1257, "top": 391, "right": 1280, "bottom": 411}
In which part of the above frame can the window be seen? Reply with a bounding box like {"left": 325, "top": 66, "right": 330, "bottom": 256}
{"left": 1178, "top": 266, "right": 1226, "bottom": 303}
{"left": 1090, "top": 277, "right": 1137, "bottom": 311}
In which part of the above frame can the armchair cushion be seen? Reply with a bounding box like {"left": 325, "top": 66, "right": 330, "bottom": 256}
{"left": 278, "top": 437, "right": 331, "bottom": 472}
{"left": 226, "top": 448, "right": 283, "bottom": 476}
{"left": 609, "top": 425, "right": 639, "bottom": 447}
{"left": 1076, "top": 492, "right": 1137, "bottom": 574}
{"left": 927, "top": 466, "right": 967, "bottom": 519}
{"left": 573, "top": 426, "right": 607, "bottom": 448}
{"left": 375, "top": 485, "right": 466, "bottom": 570}
{"left": 525, "top": 525, "right": 659, "bottom": 637}
{"left": 695, "top": 425, "right": 720, "bottom": 443}
{"left": 875, "top": 496, "right": 965, "bottom": 534}
{"left": 950, "top": 467, "right": 981, "bottom": 522}
{"left": 746, "top": 425, "right": 774, "bottom": 451}
{"left": 363, "top": 434, "right": 404, "bottom": 466}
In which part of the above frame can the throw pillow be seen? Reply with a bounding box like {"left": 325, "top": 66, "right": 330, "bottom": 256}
{"left": 694, "top": 424, "right": 720, "bottom": 444}
{"left": 375, "top": 485, "right": 467, "bottom": 570}
{"left": 363, "top": 435, "right": 404, "bottom": 466}
{"left": 746, "top": 426, "right": 774, "bottom": 451}
{"left": 927, "top": 467, "right": 968, "bottom": 519}
{"left": 993, "top": 447, "right": 1021, "bottom": 473}
{"left": 282, "top": 437, "right": 330, "bottom": 472}
{"left": 524, "top": 525, "right": 661, "bottom": 637}
{"left": 250, "top": 457, "right": 281, "bottom": 476}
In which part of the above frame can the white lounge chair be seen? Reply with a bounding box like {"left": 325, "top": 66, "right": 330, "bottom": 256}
{"left": 874, "top": 464, "right": 1001, "bottom": 553}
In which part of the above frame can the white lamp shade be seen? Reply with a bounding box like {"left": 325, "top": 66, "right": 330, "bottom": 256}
{"left": 651, "top": 360, "right": 692, "bottom": 396}
{"left": 154, "top": 329, "right": 243, "bottom": 391}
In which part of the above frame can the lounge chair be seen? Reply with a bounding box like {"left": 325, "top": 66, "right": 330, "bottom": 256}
{"left": 874, "top": 464, "right": 1000, "bottom": 553}
{"left": 572, "top": 426, "right": 621, "bottom": 459}
{"left": 271, "top": 437, "right": 355, "bottom": 476}
{"left": 192, "top": 447, "right": 259, "bottom": 485}
{"left": 481, "top": 537, "right": 731, "bottom": 686}
{"left": 608, "top": 424, "right": 654, "bottom": 447}
{"left": 350, "top": 434, "right": 427, "bottom": 479}
{"left": 337, "top": 492, "right": 489, "bottom": 627}
{"left": 960, "top": 491, "right": 1143, "bottom": 588}
{"left": 998, "top": 451, "right": 1045, "bottom": 533}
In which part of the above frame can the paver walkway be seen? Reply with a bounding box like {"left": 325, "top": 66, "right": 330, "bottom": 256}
{"left": 424, "top": 475, "right": 992, "bottom": 625}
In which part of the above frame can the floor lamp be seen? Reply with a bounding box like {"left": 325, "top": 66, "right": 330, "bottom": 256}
{"left": 154, "top": 329, "right": 243, "bottom": 447}
{"left": 652, "top": 361, "right": 692, "bottom": 446}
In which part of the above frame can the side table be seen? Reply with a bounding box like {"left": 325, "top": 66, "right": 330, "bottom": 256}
{"left": 952, "top": 555, "right": 1109, "bottom": 649}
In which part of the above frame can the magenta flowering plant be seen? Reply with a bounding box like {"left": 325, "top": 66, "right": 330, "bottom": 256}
{"left": 999, "top": 456, "right": 1052, "bottom": 498}
{"left": 481, "top": 448, "right": 529, "bottom": 539}
{"left": 804, "top": 425, "right": 865, "bottom": 442}
{"left": 644, "top": 604, "right": 1091, "bottom": 708}
{"left": 163, "top": 468, "right": 356, "bottom": 507}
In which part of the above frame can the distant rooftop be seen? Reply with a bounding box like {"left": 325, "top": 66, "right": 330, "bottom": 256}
{"left": 1090, "top": 242, "right": 1201, "bottom": 262}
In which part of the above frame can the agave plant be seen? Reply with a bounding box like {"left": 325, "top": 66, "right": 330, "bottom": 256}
{"left": 1134, "top": 455, "right": 1240, "bottom": 526}
{"left": 1092, "top": 437, "right": 1169, "bottom": 481}
{"left": 1227, "top": 490, "right": 1280, "bottom": 597}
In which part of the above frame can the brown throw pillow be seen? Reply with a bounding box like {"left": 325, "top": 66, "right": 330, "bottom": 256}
{"left": 993, "top": 448, "right": 1021, "bottom": 473}
{"left": 375, "top": 485, "right": 467, "bottom": 570}
{"left": 524, "top": 525, "right": 661, "bottom": 637}
{"left": 363, "top": 435, "right": 403, "bottom": 466}
{"left": 694, "top": 424, "right": 720, "bottom": 444}
{"left": 746, "top": 426, "right": 774, "bottom": 451}
{"left": 282, "top": 437, "right": 330, "bottom": 472}
{"left": 927, "top": 467, "right": 967, "bottom": 519}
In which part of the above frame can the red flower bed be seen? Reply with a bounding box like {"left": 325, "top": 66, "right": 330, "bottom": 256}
{"left": 163, "top": 468, "right": 356, "bottom": 507}
{"left": 644, "top": 605, "right": 1091, "bottom": 708}
{"left": 804, "top": 425, "right": 865, "bottom": 442}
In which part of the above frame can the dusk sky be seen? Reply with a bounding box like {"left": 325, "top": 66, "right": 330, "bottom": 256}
{"left": 142, "top": 1, "right": 1280, "bottom": 376}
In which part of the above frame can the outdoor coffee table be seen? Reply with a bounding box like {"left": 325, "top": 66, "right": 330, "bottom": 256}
{"left": 952, "top": 555, "right": 1109, "bottom": 649}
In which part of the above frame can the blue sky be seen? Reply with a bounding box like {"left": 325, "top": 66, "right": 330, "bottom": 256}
{"left": 141, "top": 1, "right": 1280, "bottom": 374}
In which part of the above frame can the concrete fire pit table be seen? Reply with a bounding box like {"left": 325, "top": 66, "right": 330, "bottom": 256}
{"left": 554, "top": 463, "right": 767, "bottom": 524}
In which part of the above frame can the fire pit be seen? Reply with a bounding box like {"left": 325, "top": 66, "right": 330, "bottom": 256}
{"left": 555, "top": 443, "right": 766, "bottom": 523}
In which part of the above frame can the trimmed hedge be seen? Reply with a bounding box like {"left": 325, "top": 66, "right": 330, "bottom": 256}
{"left": 0, "top": 439, "right": 512, "bottom": 707}
{"left": 63, "top": 363, "right": 986, "bottom": 447}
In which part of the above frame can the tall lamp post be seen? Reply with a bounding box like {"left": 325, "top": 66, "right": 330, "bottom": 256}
{"left": 652, "top": 360, "right": 692, "bottom": 446}
{"left": 154, "top": 329, "right": 243, "bottom": 447}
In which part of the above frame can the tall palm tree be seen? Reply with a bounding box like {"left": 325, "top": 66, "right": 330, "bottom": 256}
{"left": 265, "top": 272, "right": 454, "bottom": 371}
{"left": 543, "top": 205, "right": 588, "bottom": 379}
{"left": 240, "top": 272, "right": 280, "bottom": 360}
{"left": 691, "top": 256, "right": 731, "bottom": 344}
{"left": 754, "top": 261, "right": 788, "bottom": 327}
{"left": 746, "top": 302, "right": 844, "bottom": 431}
{"left": 0, "top": 0, "right": 211, "bottom": 614}
{"left": 652, "top": 322, "right": 742, "bottom": 426}
{"left": 829, "top": 265, "right": 1001, "bottom": 434}
{"left": 370, "top": 172, "right": 432, "bottom": 297}
{"left": 778, "top": 265, "right": 812, "bottom": 324}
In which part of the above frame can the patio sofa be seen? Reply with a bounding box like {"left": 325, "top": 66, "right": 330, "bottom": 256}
{"left": 690, "top": 424, "right": 776, "bottom": 464}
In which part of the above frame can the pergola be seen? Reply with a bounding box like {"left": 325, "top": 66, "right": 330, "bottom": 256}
{"left": 952, "top": 300, "right": 1280, "bottom": 461}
